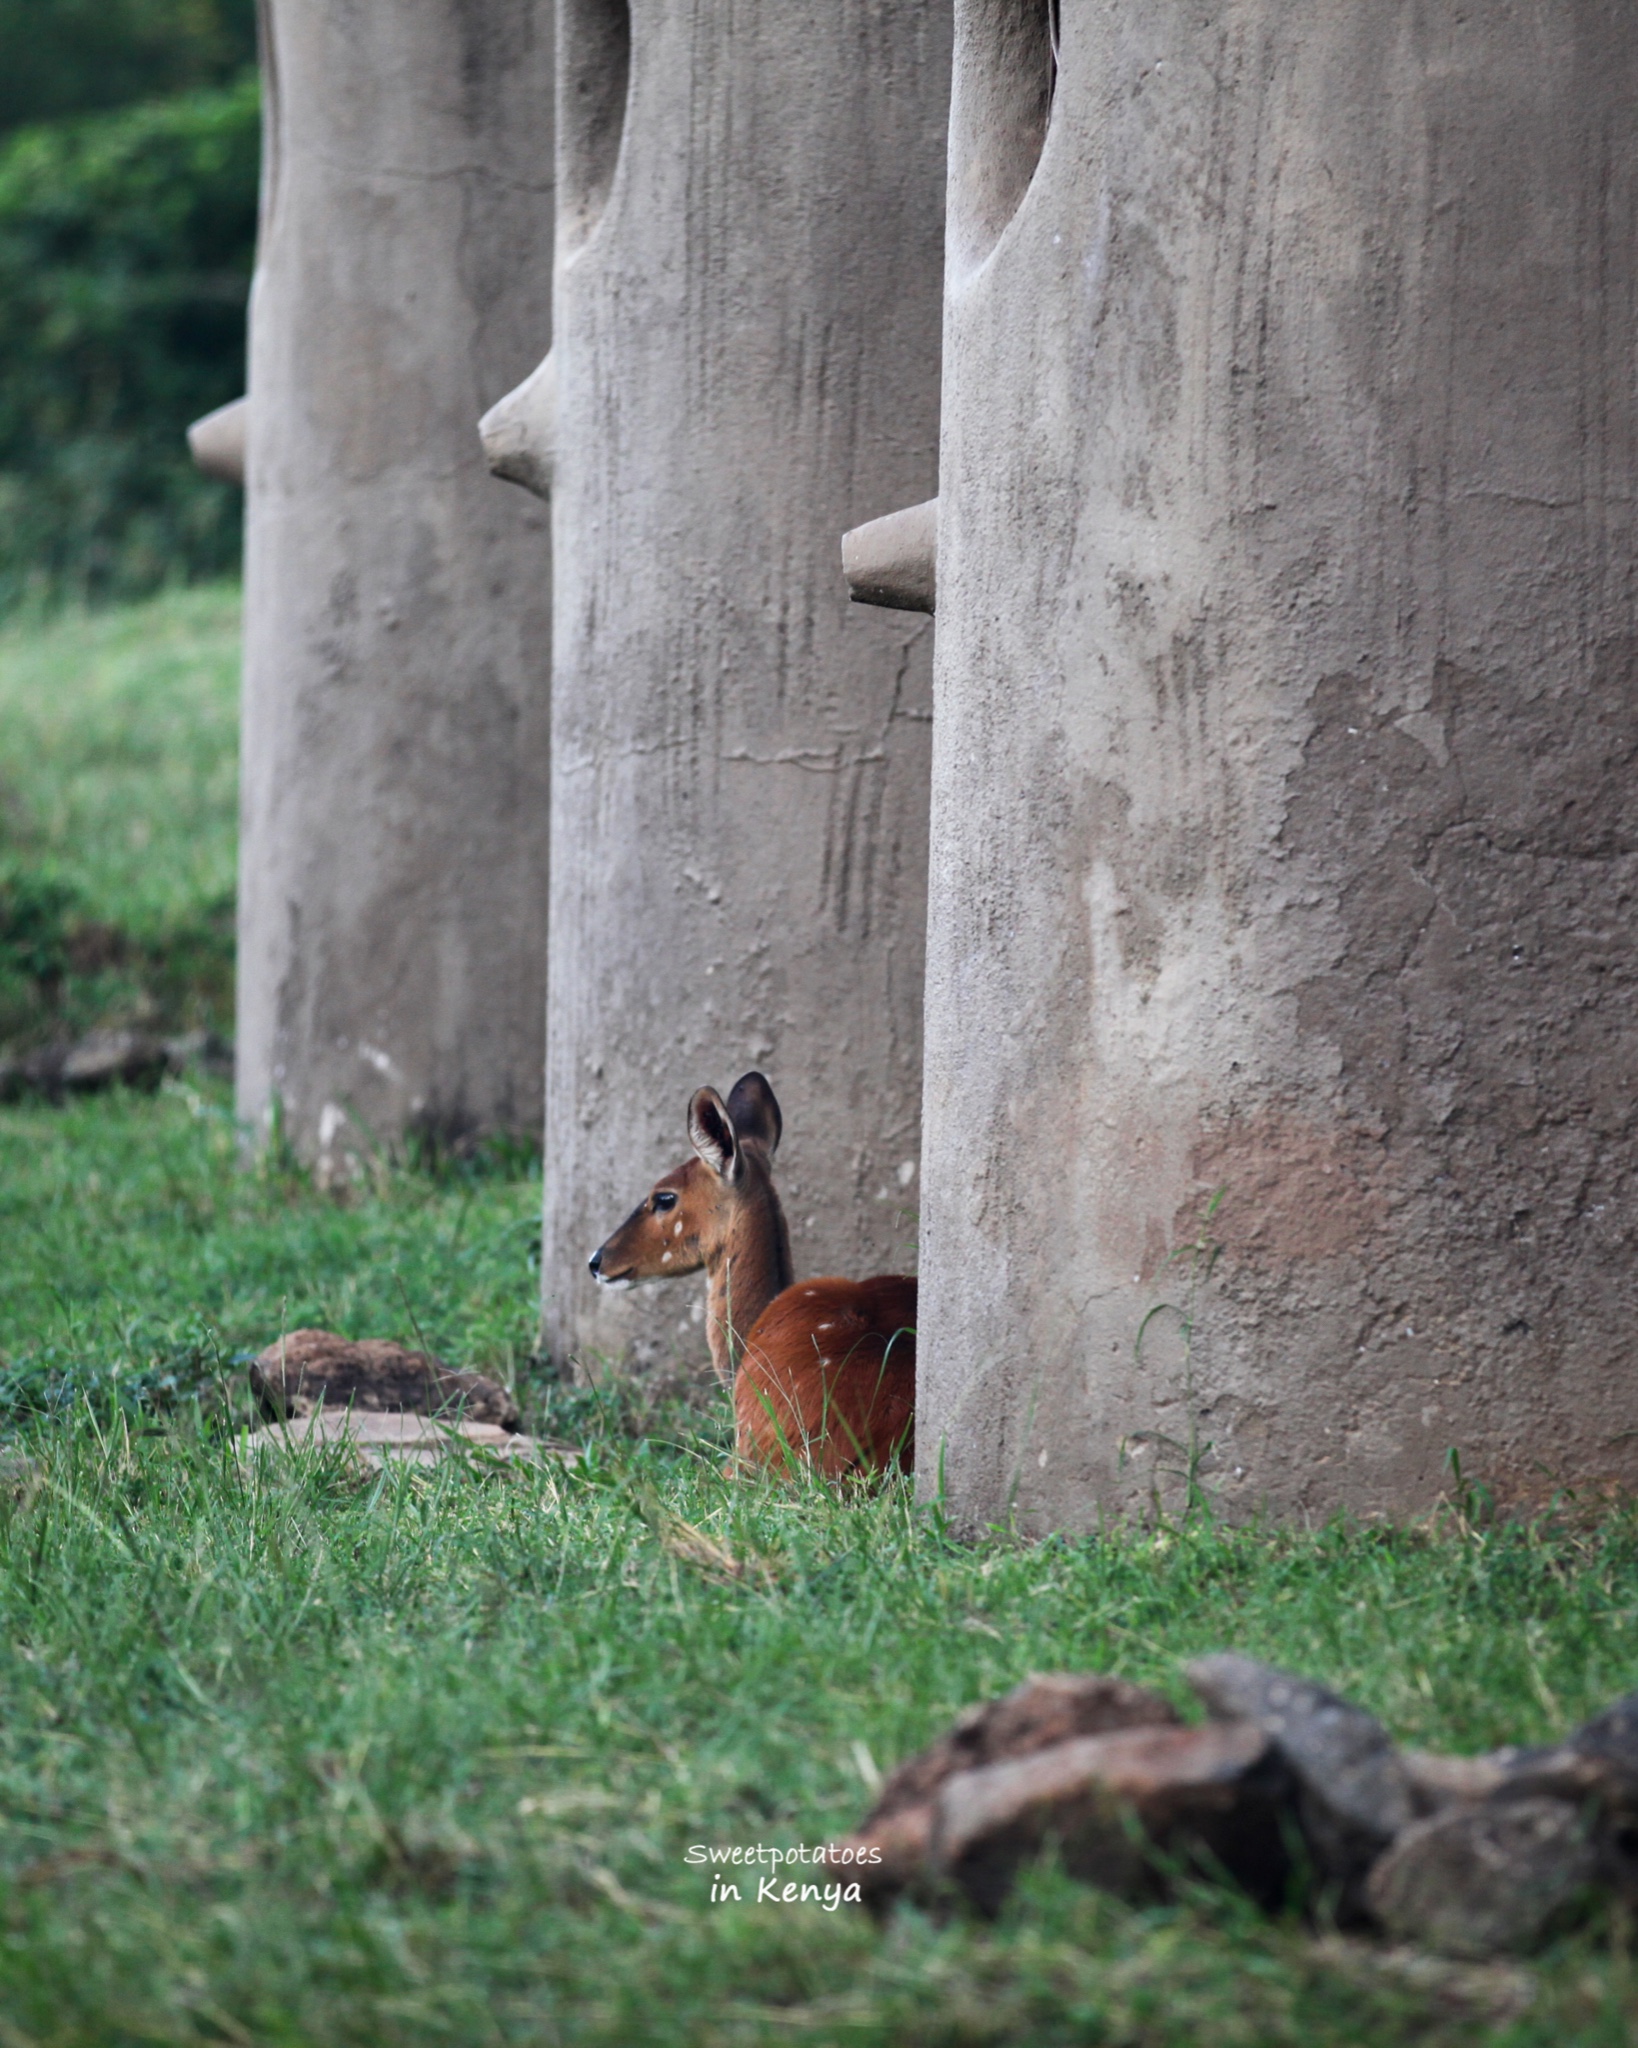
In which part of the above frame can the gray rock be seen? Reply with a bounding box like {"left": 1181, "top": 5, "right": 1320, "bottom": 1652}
{"left": 250, "top": 1329, "right": 520, "bottom": 1432}
{"left": 239, "top": 1409, "right": 559, "bottom": 1471}
{"left": 1187, "top": 1654, "right": 1414, "bottom": 1903}
{"left": 59, "top": 1032, "right": 168, "bottom": 1095}
{"left": 932, "top": 1720, "right": 1292, "bottom": 1918}
{"left": 1561, "top": 1691, "right": 1638, "bottom": 1810}
{"left": 1365, "top": 1798, "right": 1597, "bottom": 1958}
{"left": 1401, "top": 1748, "right": 1515, "bottom": 1814}
{"left": 162, "top": 1030, "right": 233, "bottom": 1079}
{"left": 0, "top": 1036, "right": 168, "bottom": 1102}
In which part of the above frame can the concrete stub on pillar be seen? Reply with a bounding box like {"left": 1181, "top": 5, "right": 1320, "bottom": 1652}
{"left": 541, "top": 0, "right": 950, "bottom": 1376}
{"left": 842, "top": 497, "right": 938, "bottom": 614}
{"left": 920, "top": 1, "right": 1638, "bottom": 1526}
{"left": 187, "top": 397, "right": 249, "bottom": 485}
{"left": 480, "top": 348, "right": 556, "bottom": 497}
{"left": 240, "top": 0, "right": 554, "bottom": 1178}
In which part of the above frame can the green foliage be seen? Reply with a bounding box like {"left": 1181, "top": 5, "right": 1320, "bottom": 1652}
{"left": 0, "top": 0, "right": 257, "bottom": 136}
{"left": 0, "top": 78, "right": 258, "bottom": 610}
{"left": 0, "top": 584, "right": 240, "bottom": 1049}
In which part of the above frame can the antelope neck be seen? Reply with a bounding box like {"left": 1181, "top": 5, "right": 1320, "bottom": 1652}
{"left": 704, "top": 1170, "right": 793, "bottom": 1386}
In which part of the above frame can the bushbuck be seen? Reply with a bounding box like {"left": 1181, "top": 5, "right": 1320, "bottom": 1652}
{"left": 588, "top": 1073, "right": 916, "bottom": 1477}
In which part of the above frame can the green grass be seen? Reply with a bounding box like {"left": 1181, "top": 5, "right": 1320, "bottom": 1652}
{"left": 0, "top": 581, "right": 239, "bottom": 1051}
{"left": 1, "top": 591, "right": 1637, "bottom": 2041}
{"left": 1, "top": 1142, "right": 1637, "bottom": 2044}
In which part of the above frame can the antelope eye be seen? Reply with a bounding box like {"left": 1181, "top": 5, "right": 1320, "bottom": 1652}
{"left": 652, "top": 1190, "right": 678, "bottom": 1213}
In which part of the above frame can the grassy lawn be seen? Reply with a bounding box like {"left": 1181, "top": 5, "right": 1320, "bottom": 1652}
{"left": 0, "top": 593, "right": 1635, "bottom": 2042}
{"left": 0, "top": 583, "right": 239, "bottom": 1051}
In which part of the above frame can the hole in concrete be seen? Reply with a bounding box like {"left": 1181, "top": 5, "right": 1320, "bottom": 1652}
{"left": 949, "top": 0, "right": 1057, "bottom": 276}
{"left": 560, "top": 0, "right": 632, "bottom": 257}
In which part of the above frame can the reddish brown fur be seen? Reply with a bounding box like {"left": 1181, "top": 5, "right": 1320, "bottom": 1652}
{"left": 735, "top": 1274, "right": 916, "bottom": 1477}
{"left": 588, "top": 1073, "right": 916, "bottom": 1476}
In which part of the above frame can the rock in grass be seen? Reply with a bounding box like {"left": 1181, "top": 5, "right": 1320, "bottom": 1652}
{"left": 933, "top": 1719, "right": 1293, "bottom": 1917}
{"left": 0, "top": 1448, "right": 38, "bottom": 1491}
{"left": 1187, "top": 1653, "right": 1413, "bottom": 1903}
{"left": 239, "top": 1408, "right": 554, "bottom": 1470}
{"left": 250, "top": 1329, "right": 520, "bottom": 1431}
{"left": 0, "top": 1033, "right": 169, "bottom": 1102}
{"left": 1498, "top": 1692, "right": 1638, "bottom": 1819}
{"left": 875, "top": 1673, "right": 1181, "bottom": 1814}
{"left": 1366, "top": 1798, "right": 1598, "bottom": 1957}
{"left": 1403, "top": 1695, "right": 1638, "bottom": 1875}
{"left": 162, "top": 1029, "right": 233, "bottom": 1079}
{"left": 59, "top": 1031, "right": 169, "bottom": 1093}
{"left": 1401, "top": 1749, "right": 1517, "bottom": 1813}
{"left": 1564, "top": 1690, "right": 1638, "bottom": 1794}
{"left": 828, "top": 1674, "right": 1180, "bottom": 1911}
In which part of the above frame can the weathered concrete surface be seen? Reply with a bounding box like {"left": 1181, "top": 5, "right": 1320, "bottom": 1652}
{"left": 920, "top": 2, "right": 1638, "bottom": 1525}
{"left": 540, "top": 0, "right": 950, "bottom": 1373}
{"left": 239, "top": 0, "right": 554, "bottom": 1173}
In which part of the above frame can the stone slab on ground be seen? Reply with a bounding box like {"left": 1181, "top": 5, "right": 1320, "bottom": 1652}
{"left": 238, "top": 1409, "right": 561, "bottom": 1470}
{"left": 250, "top": 1329, "right": 520, "bottom": 1431}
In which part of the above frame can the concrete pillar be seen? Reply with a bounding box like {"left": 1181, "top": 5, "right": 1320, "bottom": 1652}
{"left": 921, "top": 0, "right": 1638, "bottom": 1526}
{"left": 534, "top": 0, "right": 950, "bottom": 1374}
{"left": 239, "top": 0, "right": 554, "bottom": 1175}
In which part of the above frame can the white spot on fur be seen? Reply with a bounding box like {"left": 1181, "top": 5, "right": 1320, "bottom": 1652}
{"left": 661, "top": 1250, "right": 672, "bottom": 1264}
{"left": 673, "top": 1219, "right": 683, "bottom": 1237}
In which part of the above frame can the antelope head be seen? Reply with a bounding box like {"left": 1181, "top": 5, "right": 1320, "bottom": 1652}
{"left": 587, "top": 1072, "right": 793, "bottom": 1385}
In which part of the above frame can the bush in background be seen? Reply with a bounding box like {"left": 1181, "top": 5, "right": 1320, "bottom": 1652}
{"left": 0, "top": 0, "right": 256, "bottom": 137}
{"left": 0, "top": 585, "right": 242, "bottom": 1053}
{"left": 0, "top": 74, "right": 258, "bottom": 610}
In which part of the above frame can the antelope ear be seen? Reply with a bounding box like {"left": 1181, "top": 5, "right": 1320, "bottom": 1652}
{"left": 726, "top": 1071, "right": 782, "bottom": 1157}
{"left": 688, "top": 1087, "right": 740, "bottom": 1180}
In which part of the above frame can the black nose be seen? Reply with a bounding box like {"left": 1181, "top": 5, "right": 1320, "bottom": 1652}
{"left": 588, "top": 1248, "right": 602, "bottom": 1276}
